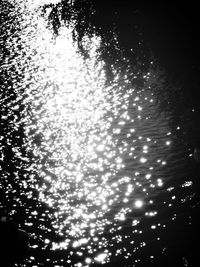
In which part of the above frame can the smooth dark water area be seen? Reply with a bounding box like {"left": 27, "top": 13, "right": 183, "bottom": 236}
{"left": 0, "top": 1, "right": 200, "bottom": 267}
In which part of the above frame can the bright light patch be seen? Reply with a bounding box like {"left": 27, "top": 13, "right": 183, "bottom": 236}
{"left": 96, "top": 144, "right": 105, "bottom": 152}
{"left": 26, "top": 0, "right": 62, "bottom": 10}
{"left": 44, "top": 239, "right": 50, "bottom": 244}
{"left": 157, "top": 179, "right": 163, "bottom": 187}
{"left": 85, "top": 258, "right": 92, "bottom": 264}
{"left": 95, "top": 253, "right": 108, "bottom": 263}
{"left": 145, "top": 211, "right": 157, "bottom": 217}
{"left": 182, "top": 181, "right": 193, "bottom": 187}
{"left": 145, "top": 174, "right": 151, "bottom": 179}
{"left": 134, "top": 200, "right": 144, "bottom": 208}
{"left": 132, "top": 219, "right": 140, "bottom": 226}
{"left": 140, "top": 157, "right": 147, "bottom": 163}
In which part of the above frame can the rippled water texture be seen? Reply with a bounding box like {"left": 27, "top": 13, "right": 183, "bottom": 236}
{"left": 0, "top": 1, "right": 199, "bottom": 267}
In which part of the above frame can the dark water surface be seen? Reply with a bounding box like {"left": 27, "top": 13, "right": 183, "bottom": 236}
{"left": 1, "top": 1, "right": 200, "bottom": 267}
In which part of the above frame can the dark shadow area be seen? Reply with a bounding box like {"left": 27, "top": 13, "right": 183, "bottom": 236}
{"left": 0, "top": 212, "right": 29, "bottom": 266}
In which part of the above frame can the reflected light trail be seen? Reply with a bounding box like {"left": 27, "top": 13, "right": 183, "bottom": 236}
{"left": 2, "top": 1, "right": 175, "bottom": 266}
{"left": 21, "top": 1, "right": 140, "bottom": 247}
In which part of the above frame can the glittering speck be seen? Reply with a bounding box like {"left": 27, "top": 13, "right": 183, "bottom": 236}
{"left": 134, "top": 200, "right": 144, "bottom": 208}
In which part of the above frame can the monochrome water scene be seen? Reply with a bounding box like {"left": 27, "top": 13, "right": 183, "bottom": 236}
{"left": 0, "top": 1, "right": 199, "bottom": 266}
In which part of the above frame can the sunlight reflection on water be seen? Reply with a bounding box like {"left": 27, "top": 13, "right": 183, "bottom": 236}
{"left": 1, "top": 1, "right": 196, "bottom": 267}
{"left": 20, "top": 3, "right": 172, "bottom": 263}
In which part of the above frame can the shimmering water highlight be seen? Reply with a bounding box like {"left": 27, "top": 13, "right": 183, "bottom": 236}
{"left": 1, "top": 1, "right": 198, "bottom": 267}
